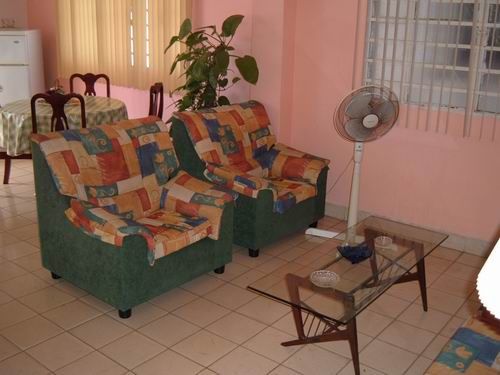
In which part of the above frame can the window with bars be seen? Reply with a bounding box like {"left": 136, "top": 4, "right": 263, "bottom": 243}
{"left": 364, "top": 0, "right": 500, "bottom": 135}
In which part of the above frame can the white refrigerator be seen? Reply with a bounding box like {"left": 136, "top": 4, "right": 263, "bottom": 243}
{"left": 0, "top": 29, "right": 45, "bottom": 106}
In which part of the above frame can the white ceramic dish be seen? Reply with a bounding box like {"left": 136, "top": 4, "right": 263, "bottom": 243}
{"left": 310, "top": 270, "right": 340, "bottom": 288}
{"left": 375, "top": 235, "right": 393, "bottom": 248}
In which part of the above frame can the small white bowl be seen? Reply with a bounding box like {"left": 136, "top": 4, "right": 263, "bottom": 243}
{"left": 375, "top": 236, "right": 393, "bottom": 248}
{"left": 310, "top": 270, "right": 340, "bottom": 288}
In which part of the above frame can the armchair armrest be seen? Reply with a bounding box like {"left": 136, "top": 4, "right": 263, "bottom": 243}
{"left": 203, "top": 163, "right": 271, "bottom": 198}
{"left": 265, "top": 143, "right": 330, "bottom": 185}
{"left": 161, "top": 171, "right": 236, "bottom": 240}
{"left": 65, "top": 199, "right": 157, "bottom": 264}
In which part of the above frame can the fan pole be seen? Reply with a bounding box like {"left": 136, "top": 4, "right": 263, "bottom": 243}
{"left": 347, "top": 142, "right": 364, "bottom": 233}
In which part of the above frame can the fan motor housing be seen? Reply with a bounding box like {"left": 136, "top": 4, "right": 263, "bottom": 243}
{"left": 362, "top": 114, "right": 379, "bottom": 128}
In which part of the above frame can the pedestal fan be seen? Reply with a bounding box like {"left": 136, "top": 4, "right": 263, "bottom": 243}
{"left": 307, "top": 85, "right": 399, "bottom": 239}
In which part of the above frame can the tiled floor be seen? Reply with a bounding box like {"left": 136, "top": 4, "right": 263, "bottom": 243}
{"left": 0, "top": 160, "right": 485, "bottom": 375}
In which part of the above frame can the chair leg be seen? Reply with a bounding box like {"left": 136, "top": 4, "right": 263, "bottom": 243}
{"left": 213, "top": 266, "right": 225, "bottom": 274}
{"left": 309, "top": 221, "right": 318, "bottom": 228}
{"left": 51, "top": 272, "right": 61, "bottom": 280}
{"left": 118, "top": 309, "right": 132, "bottom": 319}
{"left": 3, "top": 156, "right": 11, "bottom": 184}
{"left": 248, "top": 248, "right": 260, "bottom": 257}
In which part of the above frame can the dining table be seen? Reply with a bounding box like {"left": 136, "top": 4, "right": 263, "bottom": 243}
{"left": 0, "top": 95, "right": 128, "bottom": 157}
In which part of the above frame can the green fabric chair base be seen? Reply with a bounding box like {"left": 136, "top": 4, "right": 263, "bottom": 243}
{"left": 32, "top": 143, "right": 233, "bottom": 316}
{"left": 170, "top": 119, "right": 328, "bottom": 254}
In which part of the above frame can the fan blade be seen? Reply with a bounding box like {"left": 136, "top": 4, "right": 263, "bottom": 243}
{"left": 373, "top": 100, "right": 396, "bottom": 123}
{"left": 345, "top": 94, "right": 372, "bottom": 118}
{"left": 345, "top": 119, "right": 373, "bottom": 141}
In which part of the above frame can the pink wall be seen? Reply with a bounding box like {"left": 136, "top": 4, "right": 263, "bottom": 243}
{"left": 26, "top": 0, "right": 57, "bottom": 88}
{"left": 0, "top": 0, "right": 27, "bottom": 28}
{"left": 24, "top": 0, "right": 499, "bottom": 242}
{"left": 289, "top": 0, "right": 500, "bottom": 242}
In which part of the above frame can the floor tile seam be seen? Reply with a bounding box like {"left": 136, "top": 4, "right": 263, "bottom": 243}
{"left": 206, "top": 343, "right": 280, "bottom": 373}
{"left": 238, "top": 327, "right": 302, "bottom": 364}
{"left": 389, "top": 290, "right": 465, "bottom": 340}
{"left": 0, "top": 345, "right": 52, "bottom": 373}
{"left": 428, "top": 282, "right": 475, "bottom": 300}
{"left": 0, "top": 316, "right": 65, "bottom": 352}
{"left": 6, "top": 229, "right": 40, "bottom": 243}
{"left": 168, "top": 337, "right": 231, "bottom": 369}
{"left": 13, "top": 284, "right": 76, "bottom": 315}
{"left": 402, "top": 355, "right": 432, "bottom": 375}
{"left": 426, "top": 252, "right": 474, "bottom": 299}
{"left": 0, "top": 271, "right": 49, "bottom": 299}
{"left": 357, "top": 335, "right": 418, "bottom": 375}
{"left": 0, "top": 301, "right": 40, "bottom": 331}
{"left": 131, "top": 345, "right": 210, "bottom": 373}
{"left": 375, "top": 330, "right": 434, "bottom": 356}
{"left": 41, "top": 308, "right": 106, "bottom": 332}
{"left": 23, "top": 331, "right": 95, "bottom": 372}
{"left": 368, "top": 303, "right": 430, "bottom": 373}
{"left": 53, "top": 341, "right": 136, "bottom": 373}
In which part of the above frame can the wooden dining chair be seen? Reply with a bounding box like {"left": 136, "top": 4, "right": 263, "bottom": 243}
{"left": 70, "top": 73, "right": 111, "bottom": 97}
{"left": 31, "top": 92, "right": 86, "bottom": 133}
{"left": 3, "top": 92, "right": 86, "bottom": 184}
{"left": 148, "top": 82, "right": 164, "bottom": 119}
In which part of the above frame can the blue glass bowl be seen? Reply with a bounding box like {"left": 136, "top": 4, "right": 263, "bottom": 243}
{"left": 337, "top": 242, "right": 373, "bottom": 264}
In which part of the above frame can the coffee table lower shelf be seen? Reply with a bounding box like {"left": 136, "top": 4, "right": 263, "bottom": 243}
{"left": 279, "top": 256, "right": 428, "bottom": 375}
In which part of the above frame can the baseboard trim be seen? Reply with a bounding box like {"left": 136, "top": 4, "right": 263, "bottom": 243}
{"left": 325, "top": 202, "right": 492, "bottom": 257}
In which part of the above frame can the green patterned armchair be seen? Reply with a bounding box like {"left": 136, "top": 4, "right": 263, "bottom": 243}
{"left": 170, "top": 101, "right": 330, "bottom": 257}
{"left": 31, "top": 117, "right": 234, "bottom": 318}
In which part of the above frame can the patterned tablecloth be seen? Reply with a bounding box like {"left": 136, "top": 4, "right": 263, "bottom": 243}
{"left": 0, "top": 96, "right": 128, "bottom": 156}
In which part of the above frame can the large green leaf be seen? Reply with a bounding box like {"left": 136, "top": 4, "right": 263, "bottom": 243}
{"left": 164, "top": 36, "right": 179, "bottom": 53}
{"left": 178, "top": 18, "right": 192, "bottom": 39}
{"left": 218, "top": 96, "right": 230, "bottom": 106}
{"left": 214, "top": 49, "right": 230, "bottom": 75}
{"left": 186, "top": 31, "right": 204, "bottom": 47}
{"left": 221, "top": 15, "right": 244, "bottom": 37}
{"left": 235, "top": 55, "right": 259, "bottom": 84}
{"left": 218, "top": 78, "right": 228, "bottom": 88}
{"left": 191, "top": 56, "right": 209, "bottom": 81}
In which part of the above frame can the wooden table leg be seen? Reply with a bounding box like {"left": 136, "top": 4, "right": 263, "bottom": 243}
{"left": 416, "top": 256, "right": 428, "bottom": 311}
{"left": 347, "top": 318, "right": 360, "bottom": 375}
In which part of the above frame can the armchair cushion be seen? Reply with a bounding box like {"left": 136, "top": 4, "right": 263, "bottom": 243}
{"left": 264, "top": 143, "right": 330, "bottom": 184}
{"left": 66, "top": 199, "right": 212, "bottom": 265}
{"left": 204, "top": 163, "right": 317, "bottom": 214}
{"left": 161, "top": 170, "right": 236, "bottom": 240}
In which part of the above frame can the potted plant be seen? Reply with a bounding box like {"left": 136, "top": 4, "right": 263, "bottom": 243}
{"left": 165, "top": 14, "right": 259, "bottom": 111}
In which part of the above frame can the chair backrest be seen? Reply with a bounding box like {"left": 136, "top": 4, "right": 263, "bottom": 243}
{"left": 149, "top": 82, "right": 164, "bottom": 119}
{"left": 173, "top": 101, "right": 276, "bottom": 167}
{"left": 31, "top": 92, "right": 86, "bottom": 133}
{"left": 31, "top": 116, "right": 178, "bottom": 219}
{"left": 70, "top": 73, "right": 111, "bottom": 97}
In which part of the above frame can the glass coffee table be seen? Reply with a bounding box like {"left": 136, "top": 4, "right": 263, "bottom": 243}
{"left": 247, "top": 216, "right": 448, "bottom": 375}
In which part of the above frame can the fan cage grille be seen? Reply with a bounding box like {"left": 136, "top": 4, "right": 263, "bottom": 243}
{"left": 334, "top": 85, "right": 399, "bottom": 143}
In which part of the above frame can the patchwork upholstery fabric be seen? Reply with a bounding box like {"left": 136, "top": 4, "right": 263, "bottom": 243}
{"left": 173, "top": 101, "right": 330, "bottom": 214}
{"left": 31, "top": 116, "right": 178, "bottom": 219}
{"left": 427, "top": 317, "right": 500, "bottom": 374}
{"left": 264, "top": 143, "right": 330, "bottom": 185}
{"left": 174, "top": 100, "right": 276, "bottom": 167}
{"left": 32, "top": 117, "right": 233, "bottom": 265}
{"left": 66, "top": 200, "right": 212, "bottom": 265}
{"left": 161, "top": 171, "right": 236, "bottom": 240}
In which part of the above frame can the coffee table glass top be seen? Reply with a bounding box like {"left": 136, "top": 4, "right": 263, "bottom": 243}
{"left": 247, "top": 216, "right": 448, "bottom": 324}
